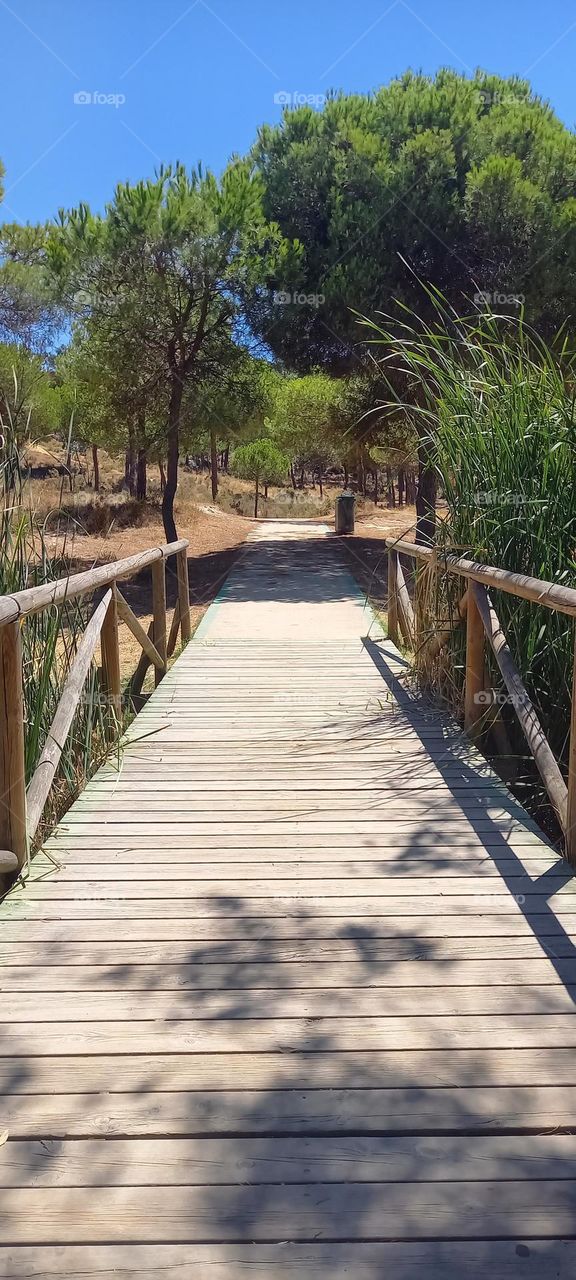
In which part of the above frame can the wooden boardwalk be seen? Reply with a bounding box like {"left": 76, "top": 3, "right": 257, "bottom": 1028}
{"left": 1, "top": 520, "right": 576, "bottom": 1277}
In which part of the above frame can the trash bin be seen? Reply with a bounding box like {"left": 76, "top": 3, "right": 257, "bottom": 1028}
{"left": 335, "top": 490, "right": 355, "bottom": 535}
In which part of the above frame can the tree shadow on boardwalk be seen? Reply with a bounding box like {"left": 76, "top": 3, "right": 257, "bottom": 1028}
{"left": 1, "top": 576, "right": 576, "bottom": 1271}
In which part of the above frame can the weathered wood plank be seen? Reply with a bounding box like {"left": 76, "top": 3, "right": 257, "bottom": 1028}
{"left": 1, "top": 984, "right": 574, "bottom": 1022}
{"left": 3, "top": 1135, "right": 576, "bottom": 1187}
{"left": 5, "top": 895, "right": 569, "bottom": 917}
{"left": 20, "top": 878, "right": 569, "bottom": 901}
{"left": 2, "top": 1015, "right": 576, "bottom": 1053}
{"left": 2, "top": 937, "right": 575, "bottom": 964}
{"left": 1, "top": 1182, "right": 576, "bottom": 1242}
{"left": 0, "top": 1242, "right": 573, "bottom": 1279}
{"left": 2, "top": 1049, "right": 575, "bottom": 1095}
{"left": 0, "top": 957, "right": 572, "bottom": 991}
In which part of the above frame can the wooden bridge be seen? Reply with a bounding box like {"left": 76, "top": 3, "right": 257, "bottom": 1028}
{"left": 1, "top": 519, "right": 576, "bottom": 1277}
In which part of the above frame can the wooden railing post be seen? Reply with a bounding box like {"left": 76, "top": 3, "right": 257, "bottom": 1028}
{"left": 177, "top": 547, "right": 191, "bottom": 643}
{"left": 566, "top": 626, "right": 576, "bottom": 865}
{"left": 152, "top": 559, "right": 167, "bottom": 686}
{"left": 100, "top": 584, "right": 122, "bottom": 738}
{"left": 464, "top": 587, "right": 485, "bottom": 735}
{"left": 0, "top": 621, "right": 28, "bottom": 873}
{"left": 387, "top": 549, "right": 399, "bottom": 645}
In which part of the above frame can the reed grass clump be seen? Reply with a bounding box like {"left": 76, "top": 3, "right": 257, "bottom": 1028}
{"left": 1, "top": 403, "right": 111, "bottom": 847}
{"left": 364, "top": 298, "right": 576, "bottom": 822}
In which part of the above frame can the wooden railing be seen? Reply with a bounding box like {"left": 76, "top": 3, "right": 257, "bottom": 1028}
{"left": 0, "top": 539, "right": 190, "bottom": 877}
{"left": 386, "top": 538, "right": 576, "bottom": 863}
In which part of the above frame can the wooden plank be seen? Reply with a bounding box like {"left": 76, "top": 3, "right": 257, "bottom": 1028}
{"left": 116, "top": 590, "right": 165, "bottom": 670}
{"left": 151, "top": 559, "right": 167, "bottom": 688}
{"left": 48, "top": 831, "right": 548, "bottom": 847}
{"left": 3, "top": 936, "right": 576, "bottom": 964}
{"left": 100, "top": 584, "right": 121, "bottom": 734}
{"left": 2, "top": 983, "right": 575, "bottom": 1022}
{"left": 2, "top": 1048, "right": 576, "bottom": 1095}
{"left": 0, "top": 620, "right": 27, "bottom": 872}
{"left": 4, "top": 898, "right": 573, "bottom": 923}
{"left": 27, "top": 858, "right": 565, "bottom": 881}
{"left": 66, "top": 794, "right": 532, "bottom": 813}
{"left": 2, "top": 1015, "right": 576, "bottom": 1054}
{"left": 1, "top": 1182, "right": 576, "bottom": 1242}
{"left": 6, "top": 896, "right": 568, "bottom": 918}
{"left": 0, "top": 1242, "right": 573, "bottom": 1279}
{"left": 3, "top": 1134, "right": 576, "bottom": 1187}
{"left": 22, "top": 865, "right": 568, "bottom": 891}
{"left": 15, "top": 881, "right": 572, "bottom": 905}
{"left": 0, "top": 957, "right": 573, "bottom": 992}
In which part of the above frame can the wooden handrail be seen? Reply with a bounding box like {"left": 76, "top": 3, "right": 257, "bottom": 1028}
{"left": 0, "top": 539, "right": 191, "bottom": 877}
{"left": 387, "top": 538, "right": 576, "bottom": 617}
{"left": 385, "top": 535, "right": 576, "bottom": 864}
{"left": 0, "top": 539, "right": 188, "bottom": 625}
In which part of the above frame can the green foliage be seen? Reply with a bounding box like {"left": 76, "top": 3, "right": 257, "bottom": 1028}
{"left": 248, "top": 69, "right": 576, "bottom": 368}
{"left": 231, "top": 437, "right": 289, "bottom": 485}
{"left": 0, "top": 343, "right": 59, "bottom": 442}
{"left": 270, "top": 371, "right": 342, "bottom": 466}
{"left": 183, "top": 347, "right": 279, "bottom": 454}
{"left": 47, "top": 162, "right": 297, "bottom": 537}
{"left": 0, "top": 222, "right": 63, "bottom": 354}
{"left": 363, "top": 293, "right": 576, "bottom": 791}
{"left": 231, "top": 436, "right": 289, "bottom": 514}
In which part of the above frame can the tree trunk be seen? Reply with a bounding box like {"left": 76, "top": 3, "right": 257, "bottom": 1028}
{"left": 223, "top": 445, "right": 230, "bottom": 472}
{"left": 373, "top": 468, "right": 378, "bottom": 505}
{"left": 210, "top": 426, "right": 218, "bottom": 502}
{"left": 290, "top": 463, "right": 297, "bottom": 490}
{"left": 161, "top": 375, "right": 183, "bottom": 544}
{"left": 386, "top": 466, "right": 395, "bottom": 508}
{"left": 159, "top": 461, "right": 166, "bottom": 492}
{"left": 415, "top": 442, "right": 437, "bottom": 545}
{"left": 398, "top": 466, "right": 405, "bottom": 506}
{"left": 91, "top": 444, "right": 100, "bottom": 493}
{"left": 264, "top": 483, "right": 268, "bottom": 499}
{"left": 318, "top": 471, "right": 323, "bottom": 498}
{"left": 254, "top": 476, "right": 259, "bottom": 518}
{"left": 343, "top": 463, "right": 349, "bottom": 487}
{"left": 136, "top": 449, "right": 147, "bottom": 501}
{"left": 125, "top": 425, "right": 137, "bottom": 497}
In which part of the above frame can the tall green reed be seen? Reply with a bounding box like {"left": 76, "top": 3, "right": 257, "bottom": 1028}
{"left": 1, "top": 390, "right": 110, "bottom": 849}
{"left": 361, "top": 298, "right": 576, "bottom": 818}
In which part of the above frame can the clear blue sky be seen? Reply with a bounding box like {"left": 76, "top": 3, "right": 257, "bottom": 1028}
{"left": 1, "top": 0, "right": 575, "bottom": 225}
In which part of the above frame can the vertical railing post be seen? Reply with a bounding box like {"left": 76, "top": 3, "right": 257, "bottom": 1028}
{"left": 387, "top": 548, "right": 399, "bottom": 645}
{"left": 464, "top": 585, "right": 486, "bottom": 736}
{"left": 0, "top": 620, "right": 28, "bottom": 873}
{"left": 177, "top": 547, "right": 191, "bottom": 643}
{"left": 565, "top": 624, "right": 576, "bottom": 865}
{"left": 152, "top": 558, "right": 167, "bottom": 686}
{"left": 100, "top": 584, "right": 121, "bottom": 739}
